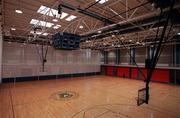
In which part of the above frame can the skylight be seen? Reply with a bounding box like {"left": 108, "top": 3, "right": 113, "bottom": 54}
{"left": 37, "top": 5, "right": 68, "bottom": 19}
{"left": 30, "top": 19, "right": 54, "bottom": 28}
{"left": 96, "top": 0, "right": 108, "bottom": 4}
{"left": 65, "top": 15, "right": 77, "bottom": 21}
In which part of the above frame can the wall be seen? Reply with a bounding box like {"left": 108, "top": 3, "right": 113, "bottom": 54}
{"left": 135, "top": 47, "right": 147, "bottom": 65}
{"left": 156, "top": 45, "right": 173, "bottom": 66}
{"left": 104, "top": 45, "right": 174, "bottom": 66}
{"left": 120, "top": 49, "right": 130, "bottom": 65}
{"left": 108, "top": 51, "right": 116, "bottom": 64}
{"left": 2, "top": 42, "right": 101, "bottom": 78}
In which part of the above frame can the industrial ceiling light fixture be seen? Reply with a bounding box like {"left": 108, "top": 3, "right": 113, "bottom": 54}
{"left": 15, "top": 9, "right": 23, "bottom": 14}
{"left": 112, "top": 34, "right": 115, "bottom": 38}
{"left": 177, "top": 32, "right": 180, "bottom": 35}
{"left": 98, "top": 30, "right": 102, "bottom": 33}
{"left": 42, "top": 33, "right": 49, "bottom": 36}
{"left": 11, "top": 28, "right": 16, "bottom": 31}
{"left": 79, "top": 25, "right": 84, "bottom": 29}
{"left": 15, "top": 0, "right": 23, "bottom": 14}
{"left": 136, "top": 41, "right": 140, "bottom": 44}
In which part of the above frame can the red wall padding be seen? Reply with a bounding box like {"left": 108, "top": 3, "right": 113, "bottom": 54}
{"left": 103, "top": 66, "right": 170, "bottom": 83}
{"left": 106, "top": 67, "right": 114, "bottom": 76}
{"left": 151, "top": 69, "right": 170, "bottom": 83}
{"left": 131, "top": 68, "right": 138, "bottom": 79}
{"left": 117, "top": 67, "right": 130, "bottom": 78}
{"left": 140, "top": 68, "right": 148, "bottom": 80}
{"left": 131, "top": 68, "right": 148, "bottom": 80}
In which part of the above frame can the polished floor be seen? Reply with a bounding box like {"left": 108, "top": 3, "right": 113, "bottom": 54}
{"left": 0, "top": 76, "right": 180, "bottom": 118}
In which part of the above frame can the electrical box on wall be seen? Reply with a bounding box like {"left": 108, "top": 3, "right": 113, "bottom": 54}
{"left": 52, "top": 32, "right": 80, "bottom": 50}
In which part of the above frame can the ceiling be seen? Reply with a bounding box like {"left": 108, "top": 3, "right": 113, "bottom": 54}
{"left": 2, "top": 0, "right": 152, "bottom": 36}
{"left": 1, "top": 0, "right": 180, "bottom": 48}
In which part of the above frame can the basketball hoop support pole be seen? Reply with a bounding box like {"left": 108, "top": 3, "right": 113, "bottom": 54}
{"left": 144, "top": 0, "right": 175, "bottom": 104}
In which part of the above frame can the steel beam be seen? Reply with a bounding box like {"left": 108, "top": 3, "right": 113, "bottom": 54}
{"left": 60, "top": 2, "right": 114, "bottom": 24}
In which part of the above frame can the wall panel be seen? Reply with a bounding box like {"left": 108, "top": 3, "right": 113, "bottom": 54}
{"left": 2, "top": 42, "right": 101, "bottom": 78}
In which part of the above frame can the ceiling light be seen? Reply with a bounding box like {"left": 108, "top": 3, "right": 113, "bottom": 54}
{"left": 52, "top": 18, "right": 58, "bottom": 22}
{"left": 15, "top": 9, "right": 23, "bottom": 14}
{"left": 98, "top": 30, "right": 102, "bottom": 33}
{"left": 112, "top": 34, "right": 115, "bottom": 37}
{"left": 129, "top": 39, "right": 132, "bottom": 42}
{"left": 79, "top": 25, "right": 84, "bottom": 29}
{"left": 96, "top": 0, "right": 108, "bottom": 4}
{"left": 42, "top": 33, "right": 48, "bottom": 36}
{"left": 121, "top": 36, "right": 125, "bottom": 40}
{"left": 11, "top": 28, "right": 16, "bottom": 31}
{"left": 177, "top": 33, "right": 180, "bottom": 35}
{"left": 136, "top": 41, "right": 140, "bottom": 44}
{"left": 65, "top": 15, "right": 77, "bottom": 21}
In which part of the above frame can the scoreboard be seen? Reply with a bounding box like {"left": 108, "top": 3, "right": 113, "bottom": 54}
{"left": 52, "top": 32, "right": 80, "bottom": 50}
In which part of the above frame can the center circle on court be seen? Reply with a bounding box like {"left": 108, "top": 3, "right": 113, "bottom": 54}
{"left": 50, "top": 91, "right": 78, "bottom": 101}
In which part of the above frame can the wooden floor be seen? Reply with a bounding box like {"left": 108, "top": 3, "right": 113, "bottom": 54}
{"left": 0, "top": 76, "right": 180, "bottom": 118}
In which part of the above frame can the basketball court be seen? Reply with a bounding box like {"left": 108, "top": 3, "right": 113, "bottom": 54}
{"left": 0, "top": 0, "right": 180, "bottom": 118}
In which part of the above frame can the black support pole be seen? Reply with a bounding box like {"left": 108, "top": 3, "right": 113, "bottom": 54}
{"left": 145, "top": 0, "right": 175, "bottom": 104}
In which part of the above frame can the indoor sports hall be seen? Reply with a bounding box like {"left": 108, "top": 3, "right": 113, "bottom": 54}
{"left": 0, "top": 0, "right": 180, "bottom": 118}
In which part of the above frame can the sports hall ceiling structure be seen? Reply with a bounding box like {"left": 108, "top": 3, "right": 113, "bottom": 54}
{"left": 1, "top": 0, "right": 180, "bottom": 49}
